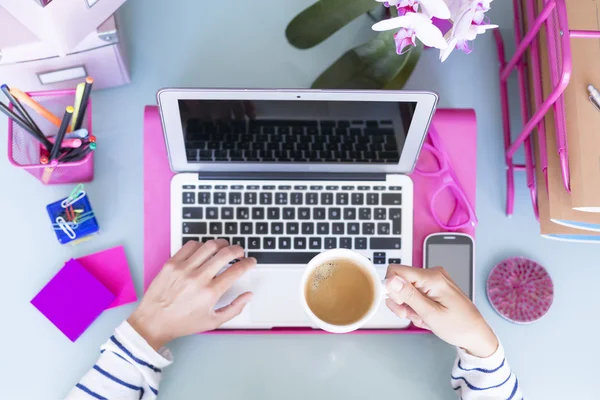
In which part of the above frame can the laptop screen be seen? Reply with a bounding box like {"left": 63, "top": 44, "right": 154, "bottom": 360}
{"left": 178, "top": 99, "right": 417, "bottom": 164}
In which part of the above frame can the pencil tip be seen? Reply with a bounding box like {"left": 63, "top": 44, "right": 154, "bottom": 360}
{"left": 86, "top": 77, "right": 94, "bottom": 84}
{"left": 66, "top": 106, "right": 74, "bottom": 113}
{"left": 1, "top": 84, "right": 8, "bottom": 90}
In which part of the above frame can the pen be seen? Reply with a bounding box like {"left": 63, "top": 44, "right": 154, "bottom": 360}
{"left": 588, "top": 84, "right": 600, "bottom": 111}
{"left": 1, "top": 84, "right": 43, "bottom": 137}
{"left": 9, "top": 87, "right": 62, "bottom": 127}
{"left": 0, "top": 101, "right": 53, "bottom": 151}
{"left": 60, "top": 143, "right": 94, "bottom": 163}
{"left": 64, "top": 128, "right": 89, "bottom": 139}
{"left": 48, "top": 137, "right": 82, "bottom": 148}
{"left": 49, "top": 106, "right": 74, "bottom": 161}
{"left": 73, "top": 77, "right": 94, "bottom": 131}
{"left": 70, "top": 82, "right": 85, "bottom": 131}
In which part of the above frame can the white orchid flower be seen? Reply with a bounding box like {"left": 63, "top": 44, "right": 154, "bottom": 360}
{"left": 439, "top": 0, "right": 497, "bottom": 61}
{"left": 441, "top": 0, "right": 464, "bottom": 17}
{"left": 373, "top": 11, "right": 448, "bottom": 51}
{"left": 442, "top": 0, "right": 492, "bottom": 20}
{"left": 375, "top": 0, "right": 451, "bottom": 19}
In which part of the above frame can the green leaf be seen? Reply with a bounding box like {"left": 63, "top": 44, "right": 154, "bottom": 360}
{"left": 383, "top": 43, "right": 423, "bottom": 89}
{"left": 311, "top": 31, "right": 423, "bottom": 89}
{"left": 286, "top": 0, "right": 381, "bottom": 49}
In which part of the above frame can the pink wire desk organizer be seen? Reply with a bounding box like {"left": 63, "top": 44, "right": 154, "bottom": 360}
{"left": 494, "top": 0, "right": 600, "bottom": 218}
{"left": 7, "top": 89, "right": 94, "bottom": 185}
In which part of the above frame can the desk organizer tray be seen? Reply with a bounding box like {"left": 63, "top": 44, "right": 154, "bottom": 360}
{"left": 143, "top": 106, "right": 477, "bottom": 334}
{"left": 7, "top": 89, "right": 94, "bottom": 184}
{"left": 495, "top": 0, "right": 600, "bottom": 218}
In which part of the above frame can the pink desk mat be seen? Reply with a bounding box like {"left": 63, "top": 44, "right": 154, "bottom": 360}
{"left": 143, "top": 106, "right": 476, "bottom": 334}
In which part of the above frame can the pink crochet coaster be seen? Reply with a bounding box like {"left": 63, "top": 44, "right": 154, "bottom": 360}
{"left": 486, "top": 257, "right": 554, "bottom": 324}
{"left": 31, "top": 259, "right": 116, "bottom": 341}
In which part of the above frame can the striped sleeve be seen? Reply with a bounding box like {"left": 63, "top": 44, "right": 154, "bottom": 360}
{"left": 65, "top": 321, "right": 173, "bottom": 400}
{"left": 451, "top": 341, "right": 523, "bottom": 400}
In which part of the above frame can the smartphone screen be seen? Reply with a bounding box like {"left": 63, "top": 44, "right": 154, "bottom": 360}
{"left": 425, "top": 235, "right": 473, "bottom": 299}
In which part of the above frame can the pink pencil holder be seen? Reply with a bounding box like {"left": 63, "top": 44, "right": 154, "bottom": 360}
{"left": 7, "top": 89, "right": 93, "bottom": 185}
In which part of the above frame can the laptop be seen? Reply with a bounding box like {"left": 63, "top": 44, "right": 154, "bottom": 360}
{"left": 158, "top": 89, "right": 438, "bottom": 329}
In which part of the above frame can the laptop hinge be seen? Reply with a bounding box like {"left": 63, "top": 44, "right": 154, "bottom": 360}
{"left": 197, "top": 172, "right": 387, "bottom": 181}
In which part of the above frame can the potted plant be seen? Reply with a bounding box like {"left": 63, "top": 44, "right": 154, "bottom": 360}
{"left": 285, "top": 0, "right": 497, "bottom": 89}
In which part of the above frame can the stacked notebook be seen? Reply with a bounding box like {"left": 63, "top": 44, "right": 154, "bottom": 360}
{"left": 527, "top": 0, "right": 600, "bottom": 241}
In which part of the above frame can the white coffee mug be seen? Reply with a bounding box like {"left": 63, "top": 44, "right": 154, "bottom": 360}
{"left": 300, "top": 249, "right": 385, "bottom": 333}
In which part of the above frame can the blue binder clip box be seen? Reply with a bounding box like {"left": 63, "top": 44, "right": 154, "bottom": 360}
{"left": 47, "top": 185, "right": 99, "bottom": 245}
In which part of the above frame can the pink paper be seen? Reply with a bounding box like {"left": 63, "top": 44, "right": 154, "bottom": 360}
{"left": 31, "top": 259, "right": 115, "bottom": 342}
{"left": 77, "top": 246, "right": 137, "bottom": 309}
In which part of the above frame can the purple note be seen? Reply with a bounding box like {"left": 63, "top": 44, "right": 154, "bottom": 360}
{"left": 31, "top": 259, "right": 116, "bottom": 342}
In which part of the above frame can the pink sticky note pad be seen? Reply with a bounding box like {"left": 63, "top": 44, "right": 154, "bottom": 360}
{"left": 31, "top": 259, "right": 115, "bottom": 342}
{"left": 77, "top": 246, "right": 137, "bottom": 309}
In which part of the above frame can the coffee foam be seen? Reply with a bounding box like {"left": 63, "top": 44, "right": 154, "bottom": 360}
{"left": 310, "top": 261, "right": 339, "bottom": 291}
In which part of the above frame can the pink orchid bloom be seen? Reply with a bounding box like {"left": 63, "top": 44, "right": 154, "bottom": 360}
{"left": 376, "top": 0, "right": 450, "bottom": 19}
{"left": 439, "top": 0, "right": 496, "bottom": 61}
{"left": 373, "top": 11, "right": 448, "bottom": 50}
{"left": 394, "top": 28, "right": 417, "bottom": 54}
{"left": 396, "top": 0, "right": 420, "bottom": 16}
{"left": 376, "top": 0, "right": 419, "bottom": 16}
{"left": 473, "top": 0, "right": 492, "bottom": 24}
{"left": 455, "top": 39, "right": 473, "bottom": 54}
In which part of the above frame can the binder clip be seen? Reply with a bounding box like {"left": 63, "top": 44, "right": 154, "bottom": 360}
{"left": 46, "top": 184, "right": 99, "bottom": 245}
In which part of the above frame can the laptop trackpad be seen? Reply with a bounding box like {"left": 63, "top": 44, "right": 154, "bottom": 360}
{"left": 251, "top": 268, "right": 309, "bottom": 325}
{"left": 217, "top": 268, "right": 310, "bottom": 328}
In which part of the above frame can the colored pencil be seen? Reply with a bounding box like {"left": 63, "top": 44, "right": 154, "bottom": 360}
{"left": 9, "top": 87, "right": 62, "bottom": 127}
{"left": 0, "top": 101, "right": 53, "bottom": 151}
{"left": 49, "top": 106, "right": 74, "bottom": 161}
{"left": 73, "top": 77, "right": 93, "bottom": 131}
{"left": 1, "top": 84, "right": 43, "bottom": 137}
{"left": 70, "top": 82, "right": 85, "bottom": 131}
{"left": 60, "top": 143, "right": 94, "bottom": 163}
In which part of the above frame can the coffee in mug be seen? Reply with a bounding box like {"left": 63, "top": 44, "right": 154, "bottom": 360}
{"left": 304, "top": 258, "right": 376, "bottom": 326}
{"left": 302, "top": 249, "right": 385, "bottom": 333}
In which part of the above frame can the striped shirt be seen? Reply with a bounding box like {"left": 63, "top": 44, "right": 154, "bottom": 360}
{"left": 65, "top": 322, "right": 172, "bottom": 399}
{"left": 452, "top": 342, "right": 523, "bottom": 399}
{"left": 66, "top": 322, "right": 522, "bottom": 399}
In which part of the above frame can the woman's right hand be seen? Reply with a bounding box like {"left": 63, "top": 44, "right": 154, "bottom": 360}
{"left": 385, "top": 264, "right": 498, "bottom": 358}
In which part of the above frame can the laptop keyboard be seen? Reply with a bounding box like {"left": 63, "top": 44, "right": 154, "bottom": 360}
{"left": 180, "top": 183, "right": 403, "bottom": 265}
{"left": 184, "top": 119, "right": 401, "bottom": 163}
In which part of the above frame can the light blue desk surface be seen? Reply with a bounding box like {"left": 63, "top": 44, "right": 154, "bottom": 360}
{"left": 0, "top": 0, "right": 597, "bottom": 398}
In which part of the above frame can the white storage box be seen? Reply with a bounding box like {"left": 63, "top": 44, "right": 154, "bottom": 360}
{"left": 0, "top": 0, "right": 128, "bottom": 55}
{"left": 0, "top": 15, "right": 130, "bottom": 90}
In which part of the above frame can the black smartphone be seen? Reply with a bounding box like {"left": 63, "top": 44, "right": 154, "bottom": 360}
{"left": 423, "top": 233, "right": 475, "bottom": 300}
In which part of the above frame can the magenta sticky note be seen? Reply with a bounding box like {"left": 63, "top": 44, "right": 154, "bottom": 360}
{"left": 77, "top": 245, "right": 137, "bottom": 309}
{"left": 31, "top": 259, "right": 115, "bottom": 342}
